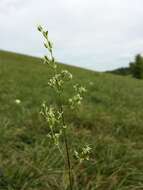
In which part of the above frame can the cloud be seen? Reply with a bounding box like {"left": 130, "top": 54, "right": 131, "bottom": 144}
{"left": 0, "top": 0, "right": 28, "bottom": 14}
{"left": 0, "top": 0, "right": 143, "bottom": 71}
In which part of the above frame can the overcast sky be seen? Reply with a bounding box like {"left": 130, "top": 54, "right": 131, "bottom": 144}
{"left": 0, "top": 0, "right": 143, "bottom": 71}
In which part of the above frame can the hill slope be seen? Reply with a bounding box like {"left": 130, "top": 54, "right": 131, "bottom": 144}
{"left": 0, "top": 50, "right": 143, "bottom": 189}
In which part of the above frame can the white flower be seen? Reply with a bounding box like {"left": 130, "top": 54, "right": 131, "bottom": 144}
{"left": 61, "top": 70, "right": 73, "bottom": 80}
{"left": 15, "top": 99, "right": 21, "bottom": 104}
{"left": 73, "top": 84, "right": 86, "bottom": 94}
{"left": 82, "top": 145, "right": 92, "bottom": 154}
{"left": 74, "top": 145, "right": 92, "bottom": 163}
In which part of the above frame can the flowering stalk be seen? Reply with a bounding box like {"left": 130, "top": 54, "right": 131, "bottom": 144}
{"left": 38, "top": 25, "right": 91, "bottom": 189}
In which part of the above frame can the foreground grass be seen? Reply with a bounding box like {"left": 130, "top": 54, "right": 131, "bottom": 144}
{"left": 0, "top": 50, "right": 143, "bottom": 189}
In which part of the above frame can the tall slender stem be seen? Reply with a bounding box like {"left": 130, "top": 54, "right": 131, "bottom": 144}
{"left": 60, "top": 104, "right": 73, "bottom": 190}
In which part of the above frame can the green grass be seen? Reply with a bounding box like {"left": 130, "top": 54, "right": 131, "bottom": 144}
{"left": 0, "top": 50, "right": 143, "bottom": 190}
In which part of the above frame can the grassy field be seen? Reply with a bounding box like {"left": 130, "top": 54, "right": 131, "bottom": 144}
{"left": 0, "top": 50, "right": 143, "bottom": 190}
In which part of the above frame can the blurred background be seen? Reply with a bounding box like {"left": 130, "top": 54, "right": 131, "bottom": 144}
{"left": 0, "top": 0, "right": 143, "bottom": 71}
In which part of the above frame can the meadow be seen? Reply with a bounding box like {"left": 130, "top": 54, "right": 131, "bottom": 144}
{"left": 0, "top": 50, "right": 143, "bottom": 190}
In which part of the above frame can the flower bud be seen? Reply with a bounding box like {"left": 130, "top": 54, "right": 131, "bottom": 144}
{"left": 37, "top": 25, "right": 42, "bottom": 32}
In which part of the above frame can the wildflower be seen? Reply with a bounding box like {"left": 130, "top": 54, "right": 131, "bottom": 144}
{"left": 15, "top": 99, "right": 21, "bottom": 104}
{"left": 74, "top": 145, "right": 92, "bottom": 163}
{"left": 38, "top": 26, "right": 91, "bottom": 188}
{"left": 61, "top": 70, "right": 73, "bottom": 80}
{"left": 73, "top": 84, "right": 86, "bottom": 94}
{"left": 37, "top": 25, "right": 43, "bottom": 32}
{"left": 40, "top": 103, "right": 63, "bottom": 128}
{"left": 69, "top": 93, "right": 83, "bottom": 109}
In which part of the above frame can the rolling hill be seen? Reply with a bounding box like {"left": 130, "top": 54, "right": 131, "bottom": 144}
{"left": 0, "top": 50, "right": 143, "bottom": 190}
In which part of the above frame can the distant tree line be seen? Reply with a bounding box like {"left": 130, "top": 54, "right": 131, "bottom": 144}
{"left": 108, "top": 67, "right": 130, "bottom": 76}
{"left": 108, "top": 54, "right": 143, "bottom": 79}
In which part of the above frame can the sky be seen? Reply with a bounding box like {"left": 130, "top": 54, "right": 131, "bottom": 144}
{"left": 0, "top": 0, "right": 143, "bottom": 71}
